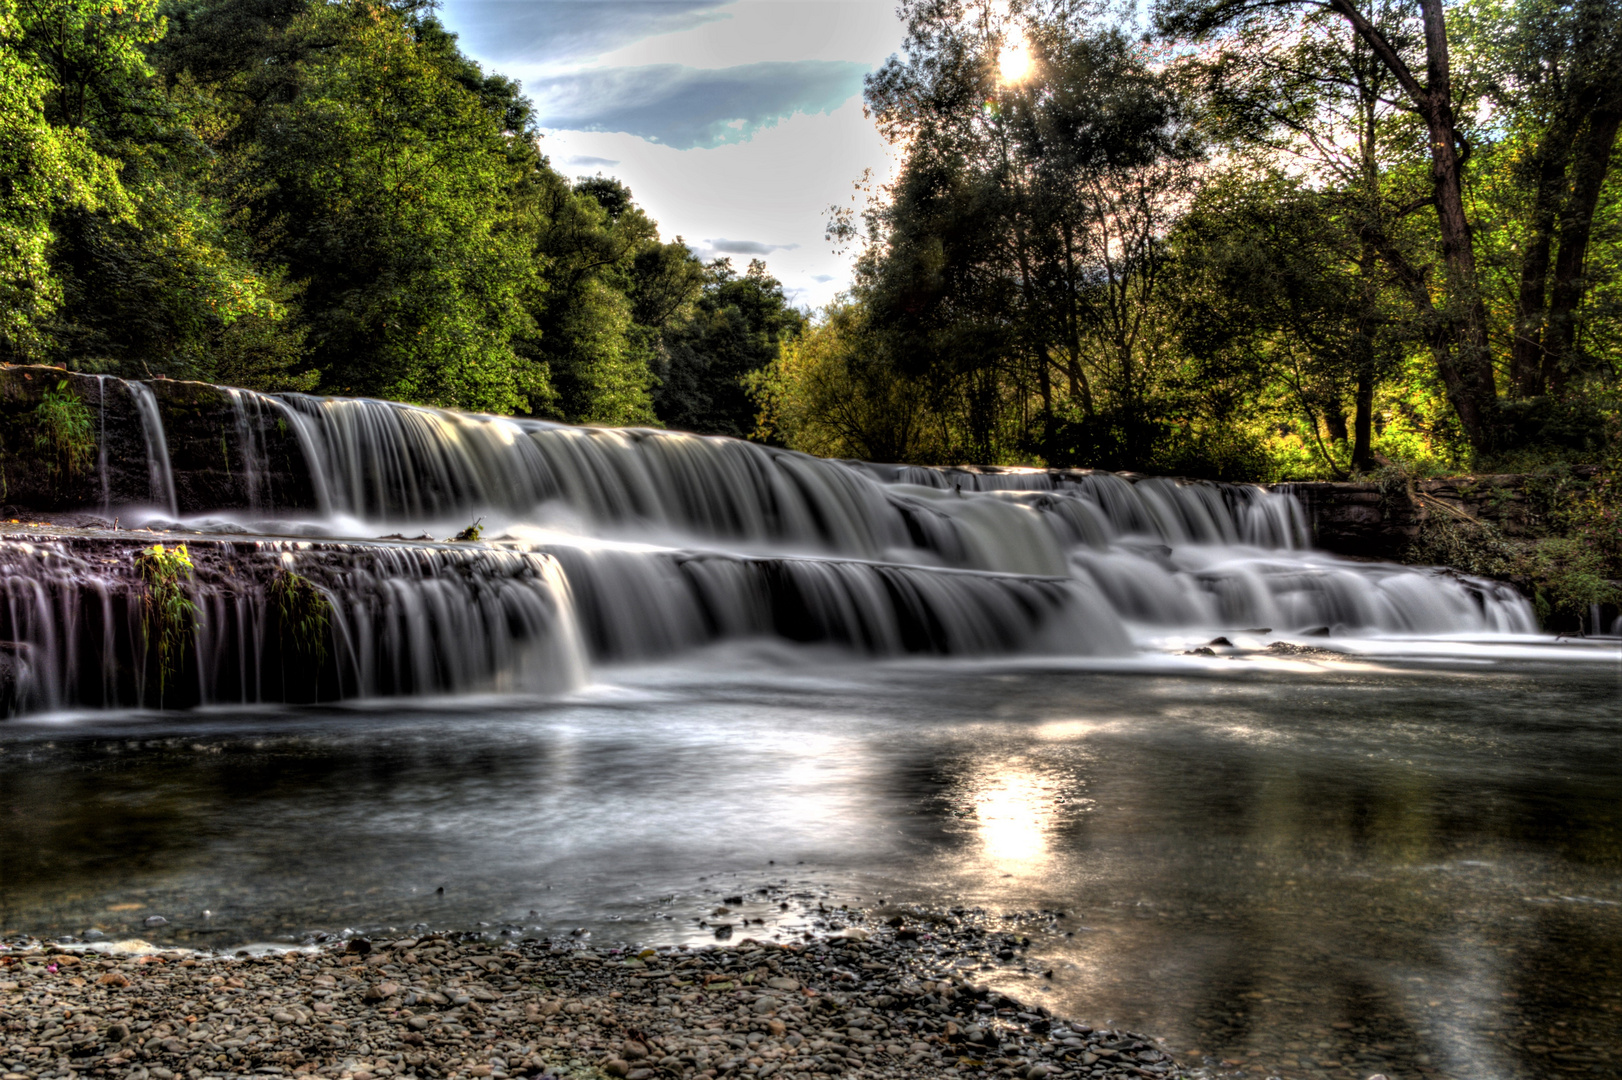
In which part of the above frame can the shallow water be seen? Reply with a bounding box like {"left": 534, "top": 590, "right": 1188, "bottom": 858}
{"left": 1, "top": 646, "right": 1619, "bottom": 1080}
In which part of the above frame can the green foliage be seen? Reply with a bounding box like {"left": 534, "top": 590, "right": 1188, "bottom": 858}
{"left": 776, "top": 0, "right": 1622, "bottom": 479}
{"left": 0, "top": 0, "right": 135, "bottom": 361}
{"left": 269, "top": 567, "right": 329, "bottom": 663}
{"left": 227, "top": 0, "right": 542, "bottom": 411}
{"left": 135, "top": 542, "right": 196, "bottom": 695}
{"left": 0, "top": 0, "right": 751, "bottom": 414}
{"left": 748, "top": 301, "right": 933, "bottom": 462}
{"left": 659, "top": 259, "right": 807, "bottom": 438}
{"left": 448, "top": 517, "right": 483, "bottom": 543}
{"left": 32, "top": 379, "right": 94, "bottom": 480}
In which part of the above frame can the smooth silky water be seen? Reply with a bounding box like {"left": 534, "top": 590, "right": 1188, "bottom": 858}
{"left": 0, "top": 381, "right": 1618, "bottom": 1079}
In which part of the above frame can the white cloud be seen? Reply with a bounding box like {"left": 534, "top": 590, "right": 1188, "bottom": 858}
{"left": 528, "top": 60, "right": 868, "bottom": 149}
{"left": 441, "top": 0, "right": 907, "bottom": 304}
{"left": 595, "top": 0, "right": 905, "bottom": 69}
{"left": 539, "top": 96, "right": 897, "bottom": 308}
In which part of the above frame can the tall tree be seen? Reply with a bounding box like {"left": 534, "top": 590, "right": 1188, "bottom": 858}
{"left": 228, "top": 0, "right": 543, "bottom": 411}
{"left": 0, "top": 0, "right": 129, "bottom": 360}
{"left": 656, "top": 258, "right": 806, "bottom": 438}
{"left": 1461, "top": 0, "right": 1622, "bottom": 397}
{"left": 1160, "top": 0, "right": 1503, "bottom": 451}
{"left": 861, "top": 0, "right": 1200, "bottom": 462}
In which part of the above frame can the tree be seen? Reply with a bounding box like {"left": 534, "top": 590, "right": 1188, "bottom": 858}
{"left": 858, "top": 0, "right": 1200, "bottom": 463}
{"left": 1172, "top": 173, "right": 1409, "bottom": 474}
{"left": 657, "top": 258, "right": 806, "bottom": 437}
{"left": 746, "top": 300, "right": 933, "bottom": 462}
{"left": 0, "top": 0, "right": 134, "bottom": 360}
{"left": 1160, "top": 0, "right": 1504, "bottom": 450}
{"left": 227, "top": 0, "right": 542, "bottom": 411}
{"left": 1459, "top": 0, "right": 1622, "bottom": 398}
{"left": 526, "top": 174, "right": 664, "bottom": 424}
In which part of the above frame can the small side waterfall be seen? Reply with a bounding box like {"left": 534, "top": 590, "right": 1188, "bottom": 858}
{"left": 127, "top": 381, "right": 179, "bottom": 516}
{"left": 0, "top": 371, "right": 1542, "bottom": 715}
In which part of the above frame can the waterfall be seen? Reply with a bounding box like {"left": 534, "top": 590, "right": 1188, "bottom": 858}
{"left": 127, "top": 381, "right": 179, "bottom": 515}
{"left": 0, "top": 374, "right": 1542, "bottom": 715}
{"left": 0, "top": 538, "right": 587, "bottom": 713}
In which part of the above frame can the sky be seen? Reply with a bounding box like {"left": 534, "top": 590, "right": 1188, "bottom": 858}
{"left": 437, "top": 0, "right": 910, "bottom": 310}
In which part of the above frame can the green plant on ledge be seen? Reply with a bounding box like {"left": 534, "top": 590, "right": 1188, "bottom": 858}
{"left": 33, "top": 380, "right": 95, "bottom": 483}
{"left": 271, "top": 568, "right": 331, "bottom": 663}
{"left": 136, "top": 543, "right": 197, "bottom": 697}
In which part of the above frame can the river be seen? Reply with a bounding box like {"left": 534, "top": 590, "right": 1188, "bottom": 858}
{"left": 2, "top": 642, "right": 1617, "bottom": 1080}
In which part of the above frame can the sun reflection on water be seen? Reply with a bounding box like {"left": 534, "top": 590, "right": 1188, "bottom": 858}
{"left": 960, "top": 753, "right": 1095, "bottom": 877}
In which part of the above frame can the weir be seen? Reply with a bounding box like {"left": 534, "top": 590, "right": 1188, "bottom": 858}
{"left": 0, "top": 368, "right": 1537, "bottom": 714}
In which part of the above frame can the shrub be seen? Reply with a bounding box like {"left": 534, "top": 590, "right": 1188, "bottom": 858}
{"left": 33, "top": 380, "right": 94, "bottom": 482}
{"left": 135, "top": 543, "right": 196, "bottom": 697}
{"left": 270, "top": 568, "right": 331, "bottom": 663}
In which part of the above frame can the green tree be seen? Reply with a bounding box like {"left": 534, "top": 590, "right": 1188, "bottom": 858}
{"left": 0, "top": 0, "right": 134, "bottom": 360}
{"left": 525, "top": 174, "right": 664, "bottom": 424}
{"left": 747, "top": 300, "right": 934, "bottom": 462}
{"left": 857, "top": 0, "right": 1200, "bottom": 464}
{"left": 1458, "top": 0, "right": 1622, "bottom": 400}
{"left": 229, "top": 0, "right": 542, "bottom": 411}
{"left": 657, "top": 258, "right": 807, "bottom": 437}
{"left": 1159, "top": 0, "right": 1506, "bottom": 451}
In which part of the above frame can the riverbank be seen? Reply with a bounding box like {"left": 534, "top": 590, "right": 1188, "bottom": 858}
{"left": 0, "top": 912, "right": 1182, "bottom": 1080}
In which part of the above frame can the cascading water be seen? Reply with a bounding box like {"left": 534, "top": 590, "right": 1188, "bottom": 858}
{"left": 127, "top": 380, "right": 179, "bottom": 516}
{"left": 0, "top": 374, "right": 1538, "bottom": 714}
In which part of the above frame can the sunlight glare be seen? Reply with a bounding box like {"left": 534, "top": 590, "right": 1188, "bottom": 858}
{"left": 975, "top": 769, "right": 1051, "bottom": 869}
{"left": 998, "top": 38, "right": 1033, "bottom": 85}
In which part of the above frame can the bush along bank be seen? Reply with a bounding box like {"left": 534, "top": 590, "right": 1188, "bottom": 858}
{"left": 0, "top": 913, "right": 1182, "bottom": 1080}
{"left": 1286, "top": 465, "right": 1622, "bottom": 633}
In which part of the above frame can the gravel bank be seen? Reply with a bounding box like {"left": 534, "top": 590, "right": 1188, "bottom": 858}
{"left": 0, "top": 912, "right": 1184, "bottom": 1080}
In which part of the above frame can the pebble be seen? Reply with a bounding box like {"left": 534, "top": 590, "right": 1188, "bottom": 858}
{"left": 0, "top": 909, "right": 1186, "bottom": 1080}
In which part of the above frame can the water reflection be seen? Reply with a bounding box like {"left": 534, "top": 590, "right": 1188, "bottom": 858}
{"left": 0, "top": 654, "right": 1618, "bottom": 1080}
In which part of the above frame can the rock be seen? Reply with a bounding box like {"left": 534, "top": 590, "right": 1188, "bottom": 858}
{"left": 0, "top": 904, "right": 1184, "bottom": 1080}
{"left": 99, "top": 971, "right": 131, "bottom": 987}
{"left": 345, "top": 937, "right": 372, "bottom": 955}
{"left": 143, "top": 916, "right": 168, "bottom": 927}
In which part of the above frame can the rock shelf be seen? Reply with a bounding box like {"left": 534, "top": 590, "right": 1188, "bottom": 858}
{"left": 0, "top": 914, "right": 1183, "bottom": 1080}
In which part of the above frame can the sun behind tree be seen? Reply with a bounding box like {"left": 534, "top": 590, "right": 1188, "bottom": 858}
{"left": 997, "top": 36, "right": 1033, "bottom": 84}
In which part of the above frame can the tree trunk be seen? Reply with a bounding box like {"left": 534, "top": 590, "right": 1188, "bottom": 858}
{"left": 1352, "top": 360, "right": 1375, "bottom": 471}
{"left": 1511, "top": 117, "right": 1573, "bottom": 397}
{"left": 1059, "top": 219, "right": 1095, "bottom": 416}
{"left": 1544, "top": 108, "right": 1622, "bottom": 391}
{"left": 1325, "top": 409, "right": 1349, "bottom": 444}
{"left": 1329, "top": 0, "right": 1499, "bottom": 449}
{"left": 1351, "top": 239, "right": 1379, "bottom": 472}
{"left": 1416, "top": 0, "right": 1497, "bottom": 447}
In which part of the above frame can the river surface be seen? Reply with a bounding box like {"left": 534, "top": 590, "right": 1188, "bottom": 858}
{"left": 1, "top": 643, "right": 1619, "bottom": 1080}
